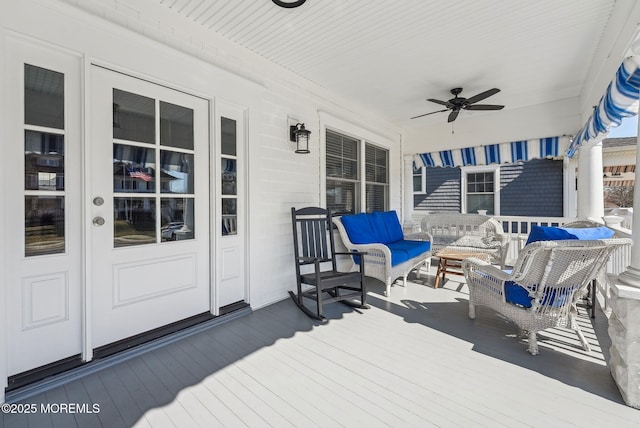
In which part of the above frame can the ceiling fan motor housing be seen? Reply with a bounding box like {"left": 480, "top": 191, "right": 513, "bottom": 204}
{"left": 410, "top": 87, "right": 504, "bottom": 121}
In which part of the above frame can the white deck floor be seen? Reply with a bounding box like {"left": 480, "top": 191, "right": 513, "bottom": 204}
{"left": 2, "top": 269, "right": 639, "bottom": 427}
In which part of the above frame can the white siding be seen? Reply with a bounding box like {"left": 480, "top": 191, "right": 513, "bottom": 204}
{"left": 0, "top": 0, "right": 401, "bottom": 315}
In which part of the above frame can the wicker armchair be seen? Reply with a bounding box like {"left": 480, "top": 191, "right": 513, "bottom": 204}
{"left": 463, "top": 238, "right": 631, "bottom": 355}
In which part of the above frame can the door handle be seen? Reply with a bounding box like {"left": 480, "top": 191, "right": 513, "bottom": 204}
{"left": 92, "top": 216, "right": 105, "bottom": 226}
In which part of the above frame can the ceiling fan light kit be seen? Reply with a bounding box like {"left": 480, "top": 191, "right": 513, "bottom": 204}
{"left": 411, "top": 87, "right": 504, "bottom": 122}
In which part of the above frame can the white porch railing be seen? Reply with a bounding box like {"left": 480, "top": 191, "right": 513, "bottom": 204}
{"left": 494, "top": 215, "right": 576, "bottom": 266}
{"left": 411, "top": 212, "right": 632, "bottom": 310}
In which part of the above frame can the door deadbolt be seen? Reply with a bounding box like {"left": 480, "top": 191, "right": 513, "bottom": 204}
{"left": 92, "top": 216, "right": 105, "bottom": 226}
{"left": 93, "top": 196, "right": 104, "bottom": 206}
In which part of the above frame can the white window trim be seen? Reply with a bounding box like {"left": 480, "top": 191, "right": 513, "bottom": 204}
{"left": 461, "top": 164, "right": 500, "bottom": 215}
{"left": 413, "top": 166, "right": 426, "bottom": 195}
{"left": 319, "top": 111, "right": 394, "bottom": 213}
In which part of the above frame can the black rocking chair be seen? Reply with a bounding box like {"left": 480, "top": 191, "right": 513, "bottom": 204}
{"left": 289, "top": 207, "right": 369, "bottom": 320}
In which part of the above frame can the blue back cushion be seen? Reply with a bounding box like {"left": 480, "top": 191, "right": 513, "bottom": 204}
{"left": 382, "top": 211, "right": 405, "bottom": 243}
{"left": 526, "top": 225, "right": 614, "bottom": 245}
{"left": 369, "top": 211, "right": 404, "bottom": 244}
{"left": 562, "top": 226, "right": 614, "bottom": 240}
{"left": 341, "top": 213, "right": 376, "bottom": 244}
{"left": 368, "top": 212, "right": 391, "bottom": 243}
{"left": 341, "top": 211, "right": 405, "bottom": 244}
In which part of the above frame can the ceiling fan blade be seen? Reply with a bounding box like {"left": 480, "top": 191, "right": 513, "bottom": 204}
{"left": 427, "top": 98, "right": 452, "bottom": 107}
{"left": 410, "top": 109, "right": 449, "bottom": 120}
{"left": 465, "top": 104, "right": 504, "bottom": 111}
{"left": 447, "top": 110, "right": 459, "bottom": 122}
{"left": 465, "top": 88, "right": 500, "bottom": 104}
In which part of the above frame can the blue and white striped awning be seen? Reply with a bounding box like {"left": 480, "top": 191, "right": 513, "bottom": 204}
{"left": 567, "top": 56, "right": 640, "bottom": 158}
{"left": 415, "top": 136, "right": 567, "bottom": 168}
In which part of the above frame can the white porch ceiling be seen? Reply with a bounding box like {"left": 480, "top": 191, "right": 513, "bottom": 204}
{"left": 145, "top": 1, "right": 619, "bottom": 127}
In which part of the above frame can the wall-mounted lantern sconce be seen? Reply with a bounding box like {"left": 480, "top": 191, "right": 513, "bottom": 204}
{"left": 290, "top": 123, "right": 311, "bottom": 154}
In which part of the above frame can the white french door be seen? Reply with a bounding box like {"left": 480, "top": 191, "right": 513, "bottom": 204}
{"left": 89, "top": 66, "right": 211, "bottom": 348}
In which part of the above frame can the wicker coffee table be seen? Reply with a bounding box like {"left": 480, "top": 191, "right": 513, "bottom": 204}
{"left": 434, "top": 249, "right": 491, "bottom": 288}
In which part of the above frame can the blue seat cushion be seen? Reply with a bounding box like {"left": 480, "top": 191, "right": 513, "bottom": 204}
{"left": 504, "top": 281, "right": 576, "bottom": 308}
{"left": 386, "top": 240, "right": 431, "bottom": 266}
{"left": 525, "top": 225, "right": 614, "bottom": 245}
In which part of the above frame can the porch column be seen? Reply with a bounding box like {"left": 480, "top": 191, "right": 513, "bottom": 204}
{"left": 402, "top": 155, "right": 418, "bottom": 233}
{"left": 576, "top": 141, "right": 604, "bottom": 220}
{"left": 609, "top": 128, "right": 640, "bottom": 409}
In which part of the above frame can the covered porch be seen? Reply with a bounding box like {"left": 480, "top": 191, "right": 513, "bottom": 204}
{"left": 3, "top": 271, "right": 638, "bottom": 427}
{"left": 4, "top": 0, "right": 640, "bottom": 416}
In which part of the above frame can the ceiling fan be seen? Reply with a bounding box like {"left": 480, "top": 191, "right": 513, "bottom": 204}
{"left": 411, "top": 87, "right": 504, "bottom": 122}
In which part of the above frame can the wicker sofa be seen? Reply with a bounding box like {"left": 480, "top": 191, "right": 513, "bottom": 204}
{"left": 421, "top": 213, "right": 509, "bottom": 268}
{"left": 333, "top": 211, "right": 431, "bottom": 297}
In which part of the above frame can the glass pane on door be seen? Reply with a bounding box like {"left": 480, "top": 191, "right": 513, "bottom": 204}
{"left": 25, "top": 196, "right": 65, "bottom": 256}
{"left": 160, "top": 151, "right": 194, "bottom": 194}
{"left": 221, "top": 117, "right": 236, "bottom": 156}
{"left": 222, "top": 198, "right": 237, "bottom": 236}
{"left": 113, "top": 89, "right": 155, "bottom": 144}
{"left": 113, "top": 197, "right": 156, "bottom": 247}
{"left": 222, "top": 159, "right": 236, "bottom": 195}
{"left": 160, "top": 101, "right": 194, "bottom": 150}
{"left": 25, "top": 131, "right": 64, "bottom": 191}
{"left": 113, "top": 144, "right": 155, "bottom": 193}
{"left": 160, "top": 198, "right": 194, "bottom": 241}
{"left": 24, "top": 64, "right": 64, "bottom": 129}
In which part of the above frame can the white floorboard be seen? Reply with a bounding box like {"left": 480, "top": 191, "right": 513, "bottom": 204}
{"left": 2, "top": 267, "right": 638, "bottom": 427}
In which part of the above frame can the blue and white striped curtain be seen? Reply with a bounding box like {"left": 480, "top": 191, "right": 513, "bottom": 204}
{"left": 415, "top": 136, "right": 566, "bottom": 168}
{"left": 567, "top": 56, "right": 640, "bottom": 157}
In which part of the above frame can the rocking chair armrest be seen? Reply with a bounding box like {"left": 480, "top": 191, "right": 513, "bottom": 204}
{"left": 334, "top": 251, "right": 367, "bottom": 272}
